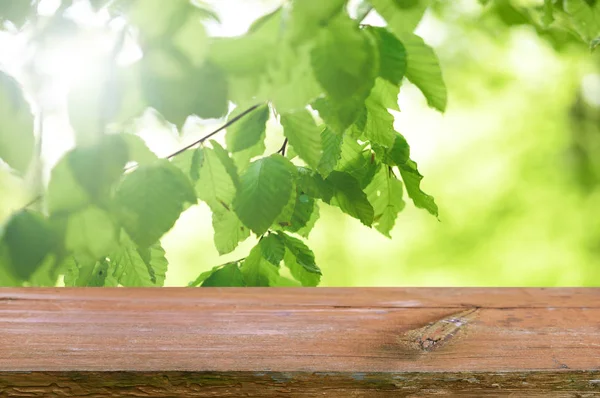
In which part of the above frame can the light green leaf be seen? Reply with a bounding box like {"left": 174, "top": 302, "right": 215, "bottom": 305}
{"left": 311, "top": 12, "right": 377, "bottom": 101}
{"left": 226, "top": 105, "right": 269, "bottom": 152}
{"left": 336, "top": 137, "right": 379, "bottom": 187}
{"left": 141, "top": 49, "right": 228, "bottom": 129}
{"left": 201, "top": 262, "right": 246, "bottom": 287}
{"left": 47, "top": 135, "right": 129, "bottom": 214}
{"left": 212, "top": 209, "right": 250, "bottom": 255}
{"left": 377, "top": 133, "right": 410, "bottom": 167}
{"left": 171, "top": 147, "right": 204, "bottom": 183}
{"left": 196, "top": 146, "right": 236, "bottom": 211}
{"left": 65, "top": 206, "right": 118, "bottom": 260}
{"left": 318, "top": 127, "right": 343, "bottom": 177}
{"left": 273, "top": 186, "right": 297, "bottom": 229}
{"left": 367, "top": 26, "right": 407, "bottom": 85}
{"left": 281, "top": 109, "right": 323, "bottom": 169}
{"left": 564, "top": 0, "right": 600, "bottom": 44}
{"left": 401, "top": 33, "right": 447, "bottom": 112}
{"left": 233, "top": 154, "right": 296, "bottom": 235}
{"left": 365, "top": 166, "right": 405, "bottom": 238}
{"left": 363, "top": 78, "right": 400, "bottom": 148}
{"left": 0, "top": 71, "right": 34, "bottom": 174}
{"left": 371, "top": 0, "right": 429, "bottom": 35}
{"left": 115, "top": 160, "right": 197, "bottom": 247}
{"left": 111, "top": 235, "right": 168, "bottom": 287}
{"left": 399, "top": 159, "right": 438, "bottom": 217}
{"left": 0, "top": 0, "right": 35, "bottom": 28}
{"left": 64, "top": 257, "right": 118, "bottom": 287}
{"left": 326, "top": 171, "right": 375, "bottom": 226}
{"left": 287, "top": 0, "right": 347, "bottom": 43}
{"left": 278, "top": 232, "right": 321, "bottom": 287}
{"left": 120, "top": 134, "right": 159, "bottom": 166}
{"left": 0, "top": 210, "right": 56, "bottom": 280}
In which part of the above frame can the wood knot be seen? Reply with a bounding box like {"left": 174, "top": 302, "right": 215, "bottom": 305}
{"left": 401, "top": 308, "right": 479, "bottom": 352}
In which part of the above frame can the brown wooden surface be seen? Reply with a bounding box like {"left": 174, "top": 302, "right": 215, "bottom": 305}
{"left": 0, "top": 288, "right": 599, "bottom": 396}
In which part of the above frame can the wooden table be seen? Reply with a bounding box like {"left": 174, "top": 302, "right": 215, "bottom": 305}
{"left": 0, "top": 288, "right": 598, "bottom": 396}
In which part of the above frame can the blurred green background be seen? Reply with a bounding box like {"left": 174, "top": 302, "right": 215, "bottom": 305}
{"left": 1, "top": 0, "right": 600, "bottom": 286}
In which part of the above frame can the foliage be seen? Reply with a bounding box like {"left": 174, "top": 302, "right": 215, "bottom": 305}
{"left": 0, "top": 0, "right": 596, "bottom": 287}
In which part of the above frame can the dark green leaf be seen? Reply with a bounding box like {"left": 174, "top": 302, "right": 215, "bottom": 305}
{"left": 115, "top": 160, "right": 197, "bottom": 247}
{"left": 233, "top": 154, "right": 296, "bottom": 235}
{"left": 296, "top": 167, "right": 334, "bottom": 202}
{"left": 278, "top": 232, "right": 321, "bottom": 287}
{"left": 0, "top": 71, "right": 34, "bottom": 174}
{"left": 281, "top": 109, "right": 323, "bottom": 170}
{"left": 201, "top": 262, "right": 246, "bottom": 287}
{"left": 326, "top": 171, "right": 375, "bottom": 226}
{"left": 260, "top": 234, "right": 285, "bottom": 266}
{"left": 226, "top": 104, "right": 269, "bottom": 152}
{"left": 0, "top": 210, "right": 57, "bottom": 280}
{"left": 367, "top": 26, "right": 408, "bottom": 85}
{"left": 399, "top": 159, "right": 438, "bottom": 217}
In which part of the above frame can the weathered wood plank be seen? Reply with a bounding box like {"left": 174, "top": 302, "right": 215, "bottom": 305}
{"left": 0, "top": 288, "right": 599, "bottom": 396}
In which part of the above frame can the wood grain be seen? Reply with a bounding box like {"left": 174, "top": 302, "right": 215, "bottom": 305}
{"left": 0, "top": 288, "right": 599, "bottom": 396}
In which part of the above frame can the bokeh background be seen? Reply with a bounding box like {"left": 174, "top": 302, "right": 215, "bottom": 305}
{"left": 1, "top": 0, "right": 599, "bottom": 286}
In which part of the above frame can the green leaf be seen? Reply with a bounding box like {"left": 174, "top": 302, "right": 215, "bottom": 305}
{"left": 284, "top": 192, "right": 317, "bottom": 235}
{"left": 210, "top": 140, "right": 240, "bottom": 188}
{"left": 0, "top": 210, "right": 57, "bottom": 280}
{"left": 336, "top": 136, "right": 380, "bottom": 188}
{"left": 233, "top": 154, "right": 296, "bottom": 235}
{"left": 287, "top": 0, "right": 347, "bottom": 43}
{"left": 278, "top": 232, "right": 321, "bottom": 287}
{"left": 318, "top": 127, "right": 343, "bottom": 177}
{"left": 115, "top": 160, "right": 197, "bottom": 247}
{"left": 111, "top": 235, "right": 168, "bottom": 287}
{"left": 0, "top": 71, "right": 34, "bottom": 174}
{"left": 365, "top": 166, "right": 405, "bottom": 238}
{"left": 65, "top": 206, "right": 119, "bottom": 260}
{"left": 281, "top": 109, "right": 323, "bottom": 170}
{"left": 362, "top": 78, "right": 400, "bottom": 148}
{"left": 367, "top": 26, "right": 408, "bottom": 85}
{"left": 311, "top": 12, "right": 378, "bottom": 101}
{"left": 47, "top": 135, "right": 129, "bottom": 215}
{"left": 201, "top": 262, "right": 246, "bottom": 287}
{"left": 141, "top": 49, "right": 228, "bottom": 129}
{"left": 260, "top": 234, "right": 285, "bottom": 266}
{"left": 0, "top": 0, "right": 35, "bottom": 28}
{"left": 239, "top": 243, "right": 280, "bottom": 286}
{"left": 371, "top": 0, "right": 429, "bottom": 35}
{"left": 564, "top": 0, "right": 600, "bottom": 44}
{"left": 273, "top": 186, "right": 297, "bottom": 229}
{"left": 226, "top": 105, "right": 269, "bottom": 152}
{"left": 64, "top": 257, "right": 118, "bottom": 287}
{"left": 196, "top": 146, "right": 236, "bottom": 211}
{"left": 212, "top": 209, "right": 250, "bottom": 255}
{"left": 297, "top": 167, "right": 334, "bottom": 202}
{"left": 378, "top": 133, "right": 410, "bottom": 167}
{"left": 399, "top": 159, "right": 438, "bottom": 217}
{"left": 326, "top": 171, "right": 375, "bottom": 226}
{"left": 120, "top": 134, "right": 159, "bottom": 166}
{"left": 401, "top": 33, "right": 447, "bottom": 112}
{"left": 171, "top": 147, "right": 204, "bottom": 183}
{"left": 542, "top": 0, "right": 555, "bottom": 26}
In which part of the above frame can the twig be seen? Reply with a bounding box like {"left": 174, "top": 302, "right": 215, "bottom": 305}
{"left": 166, "top": 104, "right": 261, "bottom": 160}
{"left": 276, "top": 139, "right": 288, "bottom": 157}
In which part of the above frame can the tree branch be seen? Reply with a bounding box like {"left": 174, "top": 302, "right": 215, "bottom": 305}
{"left": 276, "top": 139, "right": 288, "bottom": 157}
{"left": 166, "top": 104, "right": 261, "bottom": 160}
